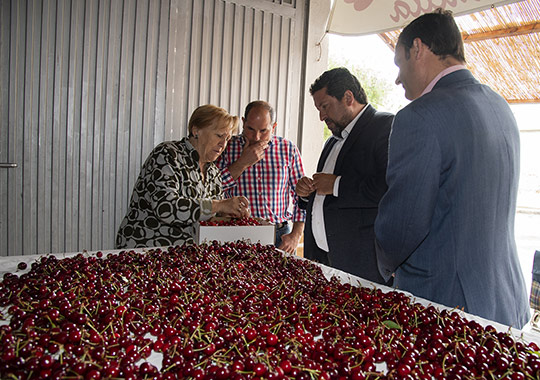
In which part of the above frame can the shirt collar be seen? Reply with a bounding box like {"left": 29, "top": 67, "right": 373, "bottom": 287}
{"left": 184, "top": 137, "right": 195, "bottom": 150}
{"left": 335, "top": 104, "right": 369, "bottom": 141}
{"left": 183, "top": 136, "right": 201, "bottom": 162}
{"left": 420, "top": 65, "right": 467, "bottom": 97}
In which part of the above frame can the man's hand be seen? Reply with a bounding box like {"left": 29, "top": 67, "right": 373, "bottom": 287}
{"left": 296, "top": 176, "right": 315, "bottom": 198}
{"left": 278, "top": 232, "right": 300, "bottom": 254}
{"left": 229, "top": 140, "right": 268, "bottom": 180}
{"left": 240, "top": 140, "right": 268, "bottom": 166}
{"left": 277, "top": 221, "right": 304, "bottom": 254}
{"left": 312, "top": 173, "right": 337, "bottom": 195}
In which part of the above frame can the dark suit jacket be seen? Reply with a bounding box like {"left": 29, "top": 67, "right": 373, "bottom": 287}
{"left": 375, "top": 69, "right": 530, "bottom": 328}
{"left": 301, "top": 104, "right": 393, "bottom": 284}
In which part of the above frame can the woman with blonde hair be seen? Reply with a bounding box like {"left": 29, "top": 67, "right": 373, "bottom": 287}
{"left": 116, "top": 104, "right": 249, "bottom": 248}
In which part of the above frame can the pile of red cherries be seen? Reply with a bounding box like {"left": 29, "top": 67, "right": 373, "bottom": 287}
{"left": 1, "top": 241, "right": 539, "bottom": 379}
{"left": 200, "top": 218, "right": 262, "bottom": 226}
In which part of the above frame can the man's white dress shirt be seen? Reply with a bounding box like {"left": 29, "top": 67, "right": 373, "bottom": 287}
{"left": 312, "top": 106, "right": 368, "bottom": 251}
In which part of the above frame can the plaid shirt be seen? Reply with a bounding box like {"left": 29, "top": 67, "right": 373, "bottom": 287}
{"left": 216, "top": 134, "right": 306, "bottom": 224}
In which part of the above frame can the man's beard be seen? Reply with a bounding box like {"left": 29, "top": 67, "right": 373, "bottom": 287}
{"left": 326, "top": 119, "right": 347, "bottom": 137}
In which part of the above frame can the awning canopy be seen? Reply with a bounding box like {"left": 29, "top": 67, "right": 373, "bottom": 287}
{"left": 378, "top": 0, "right": 540, "bottom": 103}
{"left": 327, "top": 0, "right": 519, "bottom": 36}
{"left": 326, "top": 0, "right": 540, "bottom": 103}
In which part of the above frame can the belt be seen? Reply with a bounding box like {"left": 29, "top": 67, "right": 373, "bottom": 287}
{"left": 275, "top": 221, "right": 288, "bottom": 229}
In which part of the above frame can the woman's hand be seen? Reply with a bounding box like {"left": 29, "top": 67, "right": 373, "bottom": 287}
{"left": 212, "top": 196, "right": 250, "bottom": 218}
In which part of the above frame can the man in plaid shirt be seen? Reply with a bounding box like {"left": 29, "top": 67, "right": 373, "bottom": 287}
{"left": 216, "top": 100, "right": 306, "bottom": 254}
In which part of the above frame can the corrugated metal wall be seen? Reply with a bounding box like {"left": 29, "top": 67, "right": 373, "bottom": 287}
{"left": 0, "top": 0, "right": 307, "bottom": 256}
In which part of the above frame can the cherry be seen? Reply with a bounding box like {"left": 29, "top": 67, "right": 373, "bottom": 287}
{"left": 253, "top": 362, "right": 267, "bottom": 376}
{"left": 85, "top": 369, "right": 101, "bottom": 380}
{"left": 200, "top": 217, "right": 262, "bottom": 226}
{"left": 1, "top": 241, "right": 538, "bottom": 380}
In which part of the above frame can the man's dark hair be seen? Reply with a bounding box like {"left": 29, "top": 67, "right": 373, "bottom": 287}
{"left": 309, "top": 67, "right": 368, "bottom": 104}
{"left": 398, "top": 8, "right": 465, "bottom": 63}
{"left": 244, "top": 100, "right": 276, "bottom": 123}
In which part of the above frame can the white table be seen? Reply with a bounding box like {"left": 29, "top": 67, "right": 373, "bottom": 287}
{"left": 3, "top": 245, "right": 540, "bottom": 380}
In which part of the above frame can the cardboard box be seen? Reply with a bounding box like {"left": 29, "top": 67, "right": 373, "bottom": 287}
{"left": 195, "top": 217, "right": 276, "bottom": 245}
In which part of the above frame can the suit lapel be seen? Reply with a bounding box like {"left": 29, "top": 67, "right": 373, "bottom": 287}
{"left": 335, "top": 104, "right": 375, "bottom": 171}
{"left": 317, "top": 137, "right": 338, "bottom": 172}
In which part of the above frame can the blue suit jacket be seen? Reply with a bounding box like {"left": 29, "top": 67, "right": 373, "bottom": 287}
{"left": 375, "top": 69, "right": 530, "bottom": 328}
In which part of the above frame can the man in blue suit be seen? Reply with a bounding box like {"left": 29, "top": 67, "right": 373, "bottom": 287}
{"left": 375, "top": 9, "right": 530, "bottom": 328}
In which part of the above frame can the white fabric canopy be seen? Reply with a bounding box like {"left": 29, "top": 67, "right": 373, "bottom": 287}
{"left": 327, "top": 0, "right": 520, "bottom": 36}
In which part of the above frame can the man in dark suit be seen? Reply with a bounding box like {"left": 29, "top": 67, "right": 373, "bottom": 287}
{"left": 374, "top": 9, "right": 530, "bottom": 328}
{"left": 297, "top": 67, "right": 394, "bottom": 285}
